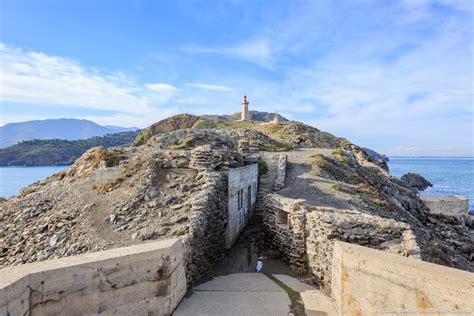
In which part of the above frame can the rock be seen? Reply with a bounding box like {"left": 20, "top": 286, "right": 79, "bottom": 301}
{"left": 49, "top": 235, "right": 59, "bottom": 247}
{"left": 109, "top": 214, "right": 117, "bottom": 225}
{"left": 156, "top": 227, "right": 169, "bottom": 236}
{"left": 400, "top": 173, "right": 433, "bottom": 191}
{"left": 465, "top": 215, "right": 473, "bottom": 228}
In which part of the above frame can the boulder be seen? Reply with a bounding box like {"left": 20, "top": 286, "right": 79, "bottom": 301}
{"left": 400, "top": 173, "right": 433, "bottom": 191}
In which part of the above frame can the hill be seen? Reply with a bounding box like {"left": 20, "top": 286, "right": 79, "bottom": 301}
{"left": 0, "top": 118, "right": 138, "bottom": 148}
{"left": 0, "top": 130, "right": 140, "bottom": 166}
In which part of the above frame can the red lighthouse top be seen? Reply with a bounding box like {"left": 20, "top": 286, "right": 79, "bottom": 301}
{"left": 243, "top": 95, "right": 248, "bottom": 103}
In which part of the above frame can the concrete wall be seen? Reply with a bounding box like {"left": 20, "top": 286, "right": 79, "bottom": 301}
{"left": 226, "top": 164, "right": 258, "bottom": 248}
{"left": 0, "top": 238, "right": 186, "bottom": 316}
{"left": 331, "top": 241, "right": 474, "bottom": 316}
{"left": 420, "top": 195, "right": 469, "bottom": 217}
{"left": 94, "top": 166, "right": 123, "bottom": 185}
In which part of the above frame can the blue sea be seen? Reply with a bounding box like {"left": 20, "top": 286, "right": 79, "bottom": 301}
{"left": 0, "top": 166, "right": 68, "bottom": 198}
{"left": 388, "top": 157, "right": 474, "bottom": 211}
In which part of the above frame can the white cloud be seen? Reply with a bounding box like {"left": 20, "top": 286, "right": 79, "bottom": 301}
{"left": 0, "top": 44, "right": 179, "bottom": 121}
{"left": 0, "top": 44, "right": 185, "bottom": 128}
{"left": 185, "top": 83, "right": 233, "bottom": 92}
{"left": 183, "top": 39, "right": 274, "bottom": 68}
{"left": 146, "top": 83, "right": 179, "bottom": 93}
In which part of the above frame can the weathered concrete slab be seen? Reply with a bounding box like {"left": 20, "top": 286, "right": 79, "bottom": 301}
{"left": 194, "top": 273, "right": 283, "bottom": 292}
{"left": 272, "top": 274, "right": 315, "bottom": 292}
{"left": 331, "top": 241, "right": 474, "bottom": 315}
{"left": 1, "top": 238, "right": 187, "bottom": 316}
{"left": 174, "top": 273, "right": 290, "bottom": 316}
{"left": 420, "top": 195, "right": 469, "bottom": 217}
{"left": 273, "top": 274, "right": 337, "bottom": 316}
{"left": 174, "top": 291, "right": 290, "bottom": 316}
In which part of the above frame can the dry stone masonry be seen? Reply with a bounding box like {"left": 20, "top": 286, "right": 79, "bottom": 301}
{"left": 264, "top": 194, "right": 421, "bottom": 287}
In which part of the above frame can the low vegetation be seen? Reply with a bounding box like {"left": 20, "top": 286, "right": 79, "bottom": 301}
{"left": 257, "top": 158, "right": 268, "bottom": 175}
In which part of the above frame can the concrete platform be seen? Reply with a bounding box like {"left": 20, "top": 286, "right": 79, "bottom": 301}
{"left": 173, "top": 273, "right": 290, "bottom": 316}
{"left": 420, "top": 195, "right": 469, "bottom": 217}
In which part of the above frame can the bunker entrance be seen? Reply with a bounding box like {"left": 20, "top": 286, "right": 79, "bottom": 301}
{"left": 212, "top": 216, "right": 293, "bottom": 276}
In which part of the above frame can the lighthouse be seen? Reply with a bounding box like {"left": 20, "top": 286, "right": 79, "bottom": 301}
{"left": 241, "top": 95, "right": 249, "bottom": 121}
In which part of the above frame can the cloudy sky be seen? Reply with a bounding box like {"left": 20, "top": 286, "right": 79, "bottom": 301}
{"left": 0, "top": 0, "right": 472, "bottom": 156}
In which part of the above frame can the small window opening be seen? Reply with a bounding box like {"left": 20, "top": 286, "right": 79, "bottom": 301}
{"left": 276, "top": 210, "right": 289, "bottom": 229}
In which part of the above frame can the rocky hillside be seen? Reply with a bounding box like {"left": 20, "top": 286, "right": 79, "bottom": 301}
{"left": 0, "top": 113, "right": 472, "bottom": 280}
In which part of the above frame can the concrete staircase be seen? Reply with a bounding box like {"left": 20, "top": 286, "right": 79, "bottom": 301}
{"left": 254, "top": 154, "right": 279, "bottom": 217}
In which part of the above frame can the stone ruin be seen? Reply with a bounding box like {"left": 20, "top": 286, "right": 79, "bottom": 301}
{"left": 264, "top": 194, "right": 420, "bottom": 287}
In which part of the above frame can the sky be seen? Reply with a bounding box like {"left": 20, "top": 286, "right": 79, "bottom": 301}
{"left": 0, "top": 0, "right": 473, "bottom": 156}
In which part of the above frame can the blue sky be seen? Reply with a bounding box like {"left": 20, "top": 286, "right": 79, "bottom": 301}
{"left": 0, "top": 0, "right": 472, "bottom": 156}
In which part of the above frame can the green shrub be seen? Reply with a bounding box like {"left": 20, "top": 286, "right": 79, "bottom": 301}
{"left": 258, "top": 158, "right": 268, "bottom": 175}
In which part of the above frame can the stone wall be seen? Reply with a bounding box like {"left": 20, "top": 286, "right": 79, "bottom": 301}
{"left": 305, "top": 206, "right": 419, "bottom": 287}
{"left": 263, "top": 195, "right": 307, "bottom": 270}
{"left": 331, "top": 241, "right": 474, "bottom": 315}
{"left": 182, "top": 170, "right": 229, "bottom": 286}
{"left": 420, "top": 195, "right": 469, "bottom": 218}
{"left": 264, "top": 194, "right": 420, "bottom": 287}
{"left": 274, "top": 154, "right": 287, "bottom": 191}
{"left": 0, "top": 238, "right": 186, "bottom": 316}
{"left": 226, "top": 164, "right": 258, "bottom": 248}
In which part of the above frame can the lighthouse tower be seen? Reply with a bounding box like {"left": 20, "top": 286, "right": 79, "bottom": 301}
{"left": 241, "top": 95, "right": 249, "bottom": 121}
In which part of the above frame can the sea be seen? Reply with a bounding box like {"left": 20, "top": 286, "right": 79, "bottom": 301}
{"left": 0, "top": 166, "right": 67, "bottom": 198}
{"left": 388, "top": 157, "right": 474, "bottom": 211}
{"left": 0, "top": 158, "right": 473, "bottom": 210}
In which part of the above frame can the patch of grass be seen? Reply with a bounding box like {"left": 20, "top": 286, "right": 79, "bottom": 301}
{"left": 93, "top": 177, "right": 122, "bottom": 193}
{"left": 133, "top": 128, "right": 151, "bottom": 146}
{"left": 19, "top": 187, "right": 37, "bottom": 197}
{"left": 270, "top": 276, "right": 299, "bottom": 301}
{"left": 310, "top": 153, "right": 327, "bottom": 167}
{"left": 257, "top": 158, "right": 268, "bottom": 175}
{"left": 331, "top": 183, "right": 342, "bottom": 191}
{"left": 332, "top": 147, "right": 351, "bottom": 164}
{"left": 169, "top": 136, "right": 198, "bottom": 150}
{"left": 259, "top": 124, "right": 284, "bottom": 137}
{"left": 260, "top": 143, "right": 293, "bottom": 152}
{"left": 193, "top": 118, "right": 256, "bottom": 130}
{"left": 192, "top": 118, "right": 220, "bottom": 129}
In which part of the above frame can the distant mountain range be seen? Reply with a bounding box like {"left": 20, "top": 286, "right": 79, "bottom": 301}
{"left": 0, "top": 119, "right": 138, "bottom": 148}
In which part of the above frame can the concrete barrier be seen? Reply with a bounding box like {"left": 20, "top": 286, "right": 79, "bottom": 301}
{"left": 0, "top": 238, "right": 186, "bottom": 316}
{"left": 331, "top": 241, "right": 474, "bottom": 315}
{"left": 94, "top": 166, "right": 124, "bottom": 186}
{"left": 420, "top": 195, "right": 469, "bottom": 217}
